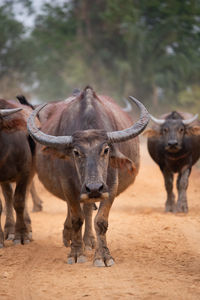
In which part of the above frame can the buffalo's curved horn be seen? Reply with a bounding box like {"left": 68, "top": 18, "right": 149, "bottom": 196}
{"left": 0, "top": 108, "right": 22, "bottom": 117}
{"left": 150, "top": 115, "right": 165, "bottom": 125}
{"left": 182, "top": 114, "right": 199, "bottom": 125}
{"left": 107, "top": 96, "right": 149, "bottom": 143}
{"left": 27, "top": 104, "right": 73, "bottom": 147}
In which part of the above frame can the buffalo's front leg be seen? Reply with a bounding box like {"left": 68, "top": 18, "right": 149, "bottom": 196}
{"left": 1, "top": 183, "right": 15, "bottom": 240}
{"left": 176, "top": 167, "right": 191, "bottom": 213}
{"left": 67, "top": 203, "right": 85, "bottom": 264}
{"left": 13, "top": 182, "right": 31, "bottom": 244}
{"left": 0, "top": 199, "right": 4, "bottom": 248}
{"left": 93, "top": 199, "right": 114, "bottom": 267}
{"left": 162, "top": 168, "right": 176, "bottom": 212}
{"left": 83, "top": 203, "right": 96, "bottom": 250}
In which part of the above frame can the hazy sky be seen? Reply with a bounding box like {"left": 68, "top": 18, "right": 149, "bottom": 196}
{"left": 12, "top": 0, "right": 66, "bottom": 27}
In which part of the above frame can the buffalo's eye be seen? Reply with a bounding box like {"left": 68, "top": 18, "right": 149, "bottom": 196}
{"left": 179, "top": 128, "right": 184, "bottom": 133}
{"left": 163, "top": 128, "right": 168, "bottom": 134}
{"left": 103, "top": 147, "right": 109, "bottom": 155}
{"left": 73, "top": 149, "right": 80, "bottom": 157}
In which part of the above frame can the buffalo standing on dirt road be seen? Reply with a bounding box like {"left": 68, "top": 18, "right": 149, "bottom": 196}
{"left": 27, "top": 86, "right": 149, "bottom": 267}
{"left": 145, "top": 111, "right": 200, "bottom": 213}
{"left": 0, "top": 99, "right": 36, "bottom": 248}
{"left": 16, "top": 96, "right": 43, "bottom": 212}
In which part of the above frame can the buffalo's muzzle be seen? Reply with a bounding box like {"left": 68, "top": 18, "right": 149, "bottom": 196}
{"left": 168, "top": 140, "right": 178, "bottom": 147}
{"left": 166, "top": 140, "right": 181, "bottom": 152}
{"left": 85, "top": 182, "right": 104, "bottom": 198}
{"left": 80, "top": 182, "right": 109, "bottom": 203}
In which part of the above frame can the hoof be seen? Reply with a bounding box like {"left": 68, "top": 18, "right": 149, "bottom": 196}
{"left": 13, "top": 236, "right": 31, "bottom": 245}
{"left": 32, "top": 205, "right": 43, "bottom": 212}
{"left": 0, "top": 243, "right": 4, "bottom": 248}
{"left": 93, "top": 259, "right": 105, "bottom": 267}
{"left": 7, "top": 234, "right": 15, "bottom": 241}
{"left": 77, "top": 255, "right": 87, "bottom": 264}
{"left": 67, "top": 257, "right": 76, "bottom": 264}
{"left": 106, "top": 258, "right": 115, "bottom": 267}
{"left": 13, "top": 239, "right": 21, "bottom": 245}
{"left": 28, "top": 232, "right": 33, "bottom": 240}
{"left": 176, "top": 205, "right": 188, "bottom": 213}
{"left": 165, "top": 207, "right": 176, "bottom": 213}
{"left": 165, "top": 203, "right": 176, "bottom": 213}
{"left": 23, "top": 239, "right": 30, "bottom": 245}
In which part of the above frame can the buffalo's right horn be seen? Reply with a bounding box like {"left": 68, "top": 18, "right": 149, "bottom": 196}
{"left": 0, "top": 108, "right": 22, "bottom": 117}
{"left": 182, "top": 114, "right": 199, "bottom": 125}
{"left": 107, "top": 96, "right": 149, "bottom": 143}
{"left": 27, "top": 103, "right": 73, "bottom": 147}
{"left": 150, "top": 115, "right": 165, "bottom": 125}
{"left": 122, "top": 98, "right": 132, "bottom": 113}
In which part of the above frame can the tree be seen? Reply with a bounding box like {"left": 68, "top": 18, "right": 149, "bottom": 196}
{"left": 0, "top": 4, "right": 26, "bottom": 97}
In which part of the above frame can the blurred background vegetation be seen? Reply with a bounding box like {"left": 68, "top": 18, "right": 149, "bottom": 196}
{"left": 0, "top": 0, "right": 200, "bottom": 114}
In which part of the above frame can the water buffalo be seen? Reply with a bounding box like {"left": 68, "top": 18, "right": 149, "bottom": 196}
{"left": 0, "top": 98, "right": 35, "bottom": 248}
{"left": 145, "top": 111, "right": 200, "bottom": 213}
{"left": 27, "top": 86, "right": 149, "bottom": 266}
{"left": 16, "top": 96, "right": 43, "bottom": 212}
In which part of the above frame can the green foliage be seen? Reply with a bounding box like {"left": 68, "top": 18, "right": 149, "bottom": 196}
{"left": 0, "top": 4, "right": 27, "bottom": 97}
{"left": 178, "top": 85, "right": 200, "bottom": 113}
{"left": 0, "top": 0, "right": 200, "bottom": 111}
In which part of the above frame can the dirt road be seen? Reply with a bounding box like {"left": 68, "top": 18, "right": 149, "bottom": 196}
{"left": 0, "top": 142, "right": 200, "bottom": 300}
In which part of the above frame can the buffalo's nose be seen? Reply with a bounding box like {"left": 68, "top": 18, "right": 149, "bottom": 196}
{"left": 168, "top": 140, "right": 178, "bottom": 147}
{"left": 85, "top": 182, "right": 104, "bottom": 198}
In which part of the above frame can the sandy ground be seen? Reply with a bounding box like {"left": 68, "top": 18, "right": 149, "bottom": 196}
{"left": 0, "top": 141, "right": 200, "bottom": 300}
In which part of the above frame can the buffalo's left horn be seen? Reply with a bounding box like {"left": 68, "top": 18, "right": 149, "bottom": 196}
{"left": 150, "top": 115, "right": 165, "bottom": 125}
{"left": 0, "top": 108, "right": 22, "bottom": 117}
{"left": 107, "top": 96, "right": 149, "bottom": 143}
{"left": 182, "top": 114, "right": 199, "bottom": 125}
{"left": 27, "top": 103, "right": 73, "bottom": 147}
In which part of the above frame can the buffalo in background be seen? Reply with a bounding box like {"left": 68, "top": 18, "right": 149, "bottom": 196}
{"left": 0, "top": 98, "right": 37, "bottom": 248}
{"left": 145, "top": 111, "right": 200, "bottom": 213}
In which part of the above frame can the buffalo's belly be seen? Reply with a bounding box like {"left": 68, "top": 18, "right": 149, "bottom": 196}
{"left": 116, "top": 140, "right": 140, "bottom": 195}
{"left": 117, "top": 169, "right": 136, "bottom": 195}
{"left": 36, "top": 153, "right": 66, "bottom": 200}
{"left": 0, "top": 153, "right": 32, "bottom": 183}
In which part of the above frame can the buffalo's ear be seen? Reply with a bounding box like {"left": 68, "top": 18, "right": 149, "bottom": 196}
{"left": 41, "top": 146, "right": 70, "bottom": 160}
{"left": 185, "top": 126, "right": 200, "bottom": 136}
{"left": 109, "top": 148, "right": 137, "bottom": 175}
{"left": 143, "top": 128, "right": 160, "bottom": 137}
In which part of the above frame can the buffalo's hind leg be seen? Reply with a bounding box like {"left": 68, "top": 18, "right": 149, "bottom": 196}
{"left": 0, "top": 198, "right": 4, "bottom": 247}
{"left": 13, "top": 181, "right": 31, "bottom": 245}
{"left": 1, "top": 183, "right": 15, "bottom": 240}
{"left": 67, "top": 203, "right": 86, "bottom": 264}
{"left": 93, "top": 199, "right": 115, "bottom": 267}
{"left": 83, "top": 203, "right": 96, "bottom": 250}
{"left": 162, "top": 168, "right": 176, "bottom": 212}
{"left": 63, "top": 203, "right": 96, "bottom": 250}
{"left": 31, "top": 180, "right": 43, "bottom": 212}
{"left": 63, "top": 203, "right": 72, "bottom": 247}
{"left": 176, "top": 167, "right": 191, "bottom": 213}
